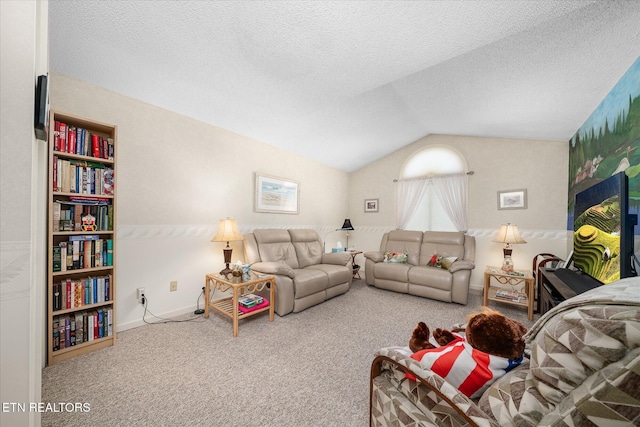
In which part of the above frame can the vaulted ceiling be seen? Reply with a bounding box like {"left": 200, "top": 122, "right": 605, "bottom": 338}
{"left": 49, "top": 1, "right": 640, "bottom": 172}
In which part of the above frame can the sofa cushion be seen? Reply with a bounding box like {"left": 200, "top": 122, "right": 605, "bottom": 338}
{"left": 289, "top": 229, "right": 323, "bottom": 268}
{"left": 408, "top": 266, "right": 452, "bottom": 290}
{"left": 306, "top": 264, "right": 352, "bottom": 287}
{"left": 292, "top": 268, "right": 328, "bottom": 299}
{"left": 426, "top": 254, "right": 458, "bottom": 269}
{"left": 254, "top": 229, "right": 299, "bottom": 269}
{"left": 374, "top": 262, "right": 412, "bottom": 282}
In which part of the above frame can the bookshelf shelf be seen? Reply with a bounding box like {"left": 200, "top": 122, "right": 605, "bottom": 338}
{"left": 47, "top": 110, "right": 117, "bottom": 366}
{"left": 53, "top": 192, "right": 114, "bottom": 198}
{"left": 53, "top": 300, "right": 114, "bottom": 316}
{"left": 49, "top": 151, "right": 115, "bottom": 164}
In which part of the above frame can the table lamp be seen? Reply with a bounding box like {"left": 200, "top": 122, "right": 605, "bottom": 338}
{"left": 211, "top": 218, "right": 243, "bottom": 276}
{"left": 493, "top": 223, "right": 526, "bottom": 272}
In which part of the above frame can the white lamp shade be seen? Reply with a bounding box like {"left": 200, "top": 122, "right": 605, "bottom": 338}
{"left": 493, "top": 223, "right": 526, "bottom": 244}
{"left": 211, "top": 218, "right": 243, "bottom": 242}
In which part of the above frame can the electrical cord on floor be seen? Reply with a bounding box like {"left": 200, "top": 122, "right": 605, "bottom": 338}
{"left": 141, "top": 294, "right": 205, "bottom": 324}
{"left": 194, "top": 287, "right": 205, "bottom": 315}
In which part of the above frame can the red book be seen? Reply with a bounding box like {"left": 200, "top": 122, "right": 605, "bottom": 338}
{"left": 67, "top": 126, "right": 76, "bottom": 154}
{"left": 92, "top": 134, "right": 100, "bottom": 158}
{"left": 59, "top": 122, "right": 67, "bottom": 152}
{"left": 66, "top": 279, "right": 72, "bottom": 309}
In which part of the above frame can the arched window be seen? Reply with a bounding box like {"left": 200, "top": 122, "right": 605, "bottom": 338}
{"left": 398, "top": 146, "right": 468, "bottom": 231}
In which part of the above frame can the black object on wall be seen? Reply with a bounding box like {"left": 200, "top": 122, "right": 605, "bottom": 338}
{"left": 34, "top": 74, "right": 48, "bottom": 141}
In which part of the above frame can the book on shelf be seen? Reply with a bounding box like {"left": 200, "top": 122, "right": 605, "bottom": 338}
{"left": 53, "top": 120, "right": 115, "bottom": 160}
{"left": 238, "top": 294, "right": 264, "bottom": 308}
{"left": 52, "top": 306, "right": 113, "bottom": 351}
{"left": 53, "top": 200, "right": 113, "bottom": 232}
{"left": 53, "top": 238, "right": 113, "bottom": 271}
{"left": 53, "top": 275, "right": 111, "bottom": 311}
{"left": 495, "top": 289, "right": 527, "bottom": 303}
{"left": 53, "top": 157, "right": 115, "bottom": 196}
{"left": 238, "top": 298, "right": 269, "bottom": 314}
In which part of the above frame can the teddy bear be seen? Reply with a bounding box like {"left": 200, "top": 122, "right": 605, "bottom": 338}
{"left": 407, "top": 306, "right": 528, "bottom": 398}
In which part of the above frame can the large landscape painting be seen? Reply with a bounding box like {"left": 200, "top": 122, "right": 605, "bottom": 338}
{"left": 568, "top": 57, "right": 640, "bottom": 234}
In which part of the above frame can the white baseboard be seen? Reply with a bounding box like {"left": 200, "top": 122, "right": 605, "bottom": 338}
{"left": 116, "top": 304, "right": 202, "bottom": 332}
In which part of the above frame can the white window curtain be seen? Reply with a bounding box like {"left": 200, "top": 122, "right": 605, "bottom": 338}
{"left": 431, "top": 173, "right": 468, "bottom": 232}
{"left": 396, "top": 177, "right": 428, "bottom": 229}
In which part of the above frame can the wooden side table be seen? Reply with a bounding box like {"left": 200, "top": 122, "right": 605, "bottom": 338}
{"left": 483, "top": 266, "right": 535, "bottom": 320}
{"left": 204, "top": 273, "right": 275, "bottom": 337}
{"left": 347, "top": 250, "right": 363, "bottom": 279}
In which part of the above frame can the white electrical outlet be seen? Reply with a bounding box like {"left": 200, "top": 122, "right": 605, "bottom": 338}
{"left": 170, "top": 281, "right": 178, "bottom": 292}
{"left": 137, "top": 287, "right": 145, "bottom": 303}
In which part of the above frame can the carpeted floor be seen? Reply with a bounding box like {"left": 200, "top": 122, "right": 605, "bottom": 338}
{"left": 41, "top": 280, "right": 535, "bottom": 427}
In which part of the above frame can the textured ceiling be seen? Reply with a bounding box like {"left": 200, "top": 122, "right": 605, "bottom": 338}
{"left": 49, "top": 1, "right": 640, "bottom": 172}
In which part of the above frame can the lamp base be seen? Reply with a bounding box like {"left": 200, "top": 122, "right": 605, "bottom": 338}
{"left": 220, "top": 264, "right": 232, "bottom": 277}
{"left": 220, "top": 245, "right": 233, "bottom": 276}
{"left": 502, "top": 247, "right": 514, "bottom": 272}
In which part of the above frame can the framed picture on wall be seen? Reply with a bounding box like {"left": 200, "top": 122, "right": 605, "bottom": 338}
{"left": 497, "top": 189, "right": 527, "bottom": 210}
{"left": 255, "top": 173, "right": 299, "bottom": 214}
{"left": 364, "top": 198, "right": 379, "bottom": 212}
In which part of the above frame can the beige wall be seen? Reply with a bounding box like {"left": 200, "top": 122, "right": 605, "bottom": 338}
{"left": 1, "top": 1, "right": 47, "bottom": 425}
{"left": 50, "top": 73, "right": 350, "bottom": 330}
{"left": 347, "top": 134, "right": 570, "bottom": 289}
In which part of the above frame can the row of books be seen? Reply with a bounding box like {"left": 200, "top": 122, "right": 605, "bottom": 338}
{"left": 237, "top": 295, "right": 269, "bottom": 314}
{"left": 52, "top": 308, "right": 113, "bottom": 351}
{"left": 53, "top": 120, "right": 114, "bottom": 160}
{"left": 238, "top": 294, "right": 264, "bottom": 308}
{"left": 53, "top": 275, "right": 111, "bottom": 311}
{"left": 53, "top": 156, "right": 115, "bottom": 196}
{"left": 495, "top": 289, "right": 527, "bottom": 303}
{"left": 53, "top": 200, "right": 113, "bottom": 232}
{"left": 52, "top": 236, "right": 113, "bottom": 272}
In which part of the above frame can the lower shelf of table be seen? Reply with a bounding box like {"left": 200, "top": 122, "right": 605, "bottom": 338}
{"left": 486, "top": 286, "right": 530, "bottom": 309}
{"left": 209, "top": 297, "right": 271, "bottom": 319}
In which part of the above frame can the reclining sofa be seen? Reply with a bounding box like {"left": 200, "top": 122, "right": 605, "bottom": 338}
{"left": 364, "top": 230, "right": 476, "bottom": 305}
{"left": 370, "top": 278, "right": 640, "bottom": 426}
{"left": 243, "top": 229, "right": 352, "bottom": 316}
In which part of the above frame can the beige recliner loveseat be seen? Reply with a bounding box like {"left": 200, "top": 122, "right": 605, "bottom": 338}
{"left": 243, "top": 229, "right": 353, "bottom": 316}
{"left": 364, "top": 230, "right": 475, "bottom": 305}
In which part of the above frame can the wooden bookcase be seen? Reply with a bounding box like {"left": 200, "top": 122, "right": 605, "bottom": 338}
{"left": 47, "top": 111, "right": 117, "bottom": 365}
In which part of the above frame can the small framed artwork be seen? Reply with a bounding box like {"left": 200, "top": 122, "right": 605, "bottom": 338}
{"left": 497, "top": 189, "right": 527, "bottom": 210}
{"left": 364, "top": 198, "right": 379, "bottom": 213}
{"left": 255, "top": 173, "right": 299, "bottom": 214}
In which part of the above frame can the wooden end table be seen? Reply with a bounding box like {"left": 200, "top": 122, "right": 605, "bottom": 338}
{"left": 204, "top": 272, "right": 275, "bottom": 337}
{"left": 483, "top": 266, "right": 535, "bottom": 320}
{"left": 347, "top": 250, "right": 363, "bottom": 279}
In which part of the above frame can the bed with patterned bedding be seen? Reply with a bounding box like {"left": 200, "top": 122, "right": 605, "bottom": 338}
{"left": 370, "top": 278, "right": 640, "bottom": 427}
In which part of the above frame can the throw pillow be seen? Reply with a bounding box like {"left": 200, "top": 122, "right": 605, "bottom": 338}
{"left": 427, "top": 254, "right": 458, "bottom": 269}
{"left": 383, "top": 251, "right": 408, "bottom": 263}
{"left": 440, "top": 256, "right": 458, "bottom": 269}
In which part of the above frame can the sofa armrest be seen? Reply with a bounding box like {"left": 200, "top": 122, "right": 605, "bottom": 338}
{"left": 250, "top": 261, "right": 295, "bottom": 279}
{"left": 371, "top": 347, "right": 497, "bottom": 427}
{"left": 321, "top": 252, "right": 351, "bottom": 266}
{"left": 364, "top": 251, "right": 384, "bottom": 263}
{"left": 449, "top": 260, "right": 475, "bottom": 273}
